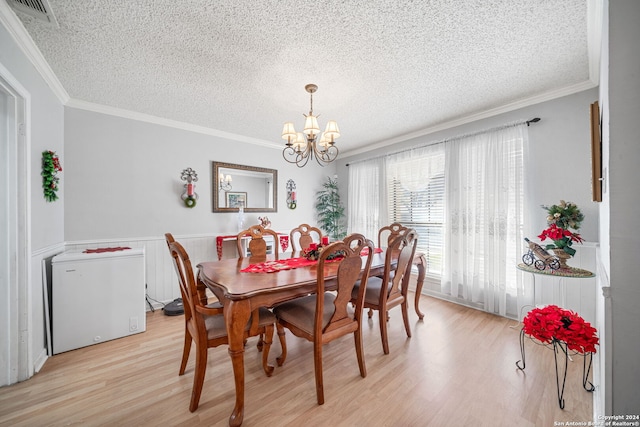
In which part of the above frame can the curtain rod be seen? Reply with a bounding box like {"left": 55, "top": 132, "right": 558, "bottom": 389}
{"left": 346, "top": 117, "right": 540, "bottom": 166}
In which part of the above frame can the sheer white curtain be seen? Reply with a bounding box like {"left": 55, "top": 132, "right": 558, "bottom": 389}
{"left": 387, "top": 144, "right": 444, "bottom": 192}
{"left": 348, "top": 157, "right": 387, "bottom": 242}
{"left": 442, "top": 124, "right": 526, "bottom": 317}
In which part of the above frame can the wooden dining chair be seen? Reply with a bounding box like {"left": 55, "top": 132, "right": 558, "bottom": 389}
{"left": 237, "top": 225, "right": 280, "bottom": 259}
{"left": 165, "top": 233, "right": 276, "bottom": 412}
{"left": 165, "top": 233, "right": 227, "bottom": 373}
{"left": 289, "top": 223, "right": 323, "bottom": 252}
{"left": 273, "top": 233, "right": 375, "bottom": 405}
{"left": 378, "top": 222, "right": 408, "bottom": 248}
{"left": 352, "top": 229, "right": 418, "bottom": 354}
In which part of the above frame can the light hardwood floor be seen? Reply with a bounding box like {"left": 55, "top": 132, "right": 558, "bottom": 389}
{"left": 0, "top": 294, "right": 593, "bottom": 426}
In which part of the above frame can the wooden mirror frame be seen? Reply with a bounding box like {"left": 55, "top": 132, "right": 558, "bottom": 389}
{"left": 212, "top": 161, "right": 278, "bottom": 213}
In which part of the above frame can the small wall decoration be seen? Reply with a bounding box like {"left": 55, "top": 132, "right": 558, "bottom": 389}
{"left": 42, "top": 150, "right": 62, "bottom": 202}
{"left": 180, "top": 168, "right": 199, "bottom": 208}
{"left": 226, "top": 192, "right": 247, "bottom": 208}
{"left": 286, "top": 179, "right": 297, "bottom": 209}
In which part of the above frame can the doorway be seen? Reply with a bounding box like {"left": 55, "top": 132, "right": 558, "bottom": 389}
{"left": 0, "top": 65, "right": 31, "bottom": 386}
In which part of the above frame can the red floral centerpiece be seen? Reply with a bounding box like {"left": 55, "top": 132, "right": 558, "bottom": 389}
{"left": 538, "top": 200, "right": 584, "bottom": 268}
{"left": 302, "top": 242, "right": 344, "bottom": 261}
{"left": 522, "top": 305, "right": 598, "bottom": 354}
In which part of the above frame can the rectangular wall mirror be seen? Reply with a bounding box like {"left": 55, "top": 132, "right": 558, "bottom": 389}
{"left": 212, "top": 161, "right": 277, "bottom": 213}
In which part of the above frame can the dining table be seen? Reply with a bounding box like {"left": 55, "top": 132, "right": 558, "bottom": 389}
{"left": 197, "top": 250, "right": 390, "bottom": 426}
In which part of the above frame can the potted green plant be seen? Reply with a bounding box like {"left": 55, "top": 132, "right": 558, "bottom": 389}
{"left": 315, "top": 176, "right": 346, "bottom": 241}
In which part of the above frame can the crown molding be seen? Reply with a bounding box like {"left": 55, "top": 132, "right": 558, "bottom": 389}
{"left": 65, "top": 98, "right": 280, "bottom": 150}
{"left": 342, "top": 80, "right": 597, "bottom": 158}
{"left": 0, "top": 2, "right": 69, "bottom": 104}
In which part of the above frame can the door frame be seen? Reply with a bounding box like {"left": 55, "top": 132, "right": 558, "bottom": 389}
{"left": 0, "top": 61, "right": 32, "bottom": 385}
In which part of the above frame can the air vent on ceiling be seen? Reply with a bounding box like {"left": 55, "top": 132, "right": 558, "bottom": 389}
{"left": 7, "top": 0, "right": 58, "bottom": 26}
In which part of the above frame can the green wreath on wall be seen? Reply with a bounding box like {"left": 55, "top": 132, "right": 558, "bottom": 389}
{"left": 42, "top": 150, "right": 62, "bottom": 202}
{"left": 184, "top": 196, "right": 197, "bottom": 208}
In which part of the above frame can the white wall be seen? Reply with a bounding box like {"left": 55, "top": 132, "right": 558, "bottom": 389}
{"left": 601, "top": 0, "right": 640, "bottom": 415}
{"left": 63, "top": 107, "right": 333, "bottom": 241}
{"left": 0, "top": 23, "right": 64, "bottom": 251}
{"left": 0, "top": 16, "right": 64, "bottom": 382}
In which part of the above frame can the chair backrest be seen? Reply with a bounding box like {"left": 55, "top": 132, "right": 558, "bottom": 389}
{"left": 290, "top": 223, "right": 323, "bottom": 252}
{"left": 237, "top": 225, "right": 280, "bottom": 259}
{"left": 377, "top": 222, "right": 408, "bottom": 248}
{"left": 166, "top": 233, "right": 210, "bottom": 306}
{"left": 383, "top": 229, "right": 418, "bottom": 301}
{"left": 315, "top": 233, "right": 374, "bottom": 335}
{"left": 165, "top": 234, "right": 204, "bottom": 332}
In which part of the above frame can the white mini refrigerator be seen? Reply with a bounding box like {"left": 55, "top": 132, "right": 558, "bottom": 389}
{"left": 51, "top": 248, "right": 146, "bottom": 354}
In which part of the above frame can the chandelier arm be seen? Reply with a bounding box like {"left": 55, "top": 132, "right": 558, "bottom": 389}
{"left": 283, "top": 141, "right": 313, "bottom": 167}
{"left": 283, "top": 146, "right": 300, "bottom": 164}
{"left": 313, "top": 143, "right": 339, "bottom": 166}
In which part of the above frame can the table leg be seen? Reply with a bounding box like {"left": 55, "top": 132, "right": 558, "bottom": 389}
{"left": 413, "top": 253, "right": 427, "bottom": 320}
{"left": 224, "top": 299, "right": 251, "bottom": 427}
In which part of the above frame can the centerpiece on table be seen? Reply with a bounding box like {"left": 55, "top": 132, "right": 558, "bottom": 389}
{"left": 537, "top": 200, "right": 584, "bottom": 269}
{"left": 302, "top": 242, "right": 344, "bottom": 261}
{"left": 258, "top": 216, "right": 271, "bottom": 229}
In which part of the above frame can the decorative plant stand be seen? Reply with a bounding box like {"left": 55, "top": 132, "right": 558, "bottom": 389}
{"left": 515, "top": 305, "right": 598, "bottom": 409}
{"left": 516, "top": 330, "right": 595, "bottom": 409}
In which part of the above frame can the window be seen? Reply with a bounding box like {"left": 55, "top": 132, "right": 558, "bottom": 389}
{"left": 386, "top": 144, "right": 445, "bottom": 277}
{"left": 349, "top": 123, "right": 528, "bottom": 318}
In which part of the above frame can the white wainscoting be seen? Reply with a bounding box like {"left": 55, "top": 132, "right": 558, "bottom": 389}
{"left": 65, "top": 234, "right": 220, "bottom": 310}
{"left": 519, "top": 242, "right": 598, "bottom": 325}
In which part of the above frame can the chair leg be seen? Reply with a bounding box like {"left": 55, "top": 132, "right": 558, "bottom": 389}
{"left": 368, "top": 308, "right": 373, "bottom": 319}
{"left": 353, "top": 328, "right": 367, "bottom": 378}
{"left": 261, "top": 325, "right": 275, "bottom": 377}
{"left": 180, "top": 325, "right": 192, "bottom": 375}
{"left": 256, "top": 332, "right": 264, "bottom": 352}
{"left": 379, "top": 308, "right": 390, "bottom": 355}
{"left": 313, "top": 341, "right": 325, "bottom": 405}
{"left": 189, "top": 342, "right": 208, "bottom": 412}
{"left": 275, "top": 323, "right": 288, "bottom": 366}
{"left": 401, "top": 300, "right": 412, "bottom": 338}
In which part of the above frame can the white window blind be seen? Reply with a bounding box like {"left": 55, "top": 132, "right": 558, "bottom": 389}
{"left": 386, "top": 144, "right": 445, "bottom": 277}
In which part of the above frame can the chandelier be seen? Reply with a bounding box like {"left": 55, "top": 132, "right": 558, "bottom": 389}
{"left": 282, "top": 84, "right": 340, "bottom": 167}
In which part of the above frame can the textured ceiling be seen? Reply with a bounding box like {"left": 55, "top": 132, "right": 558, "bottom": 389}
{"left": 12, "top": 0, "right": 593, "bottom": 155}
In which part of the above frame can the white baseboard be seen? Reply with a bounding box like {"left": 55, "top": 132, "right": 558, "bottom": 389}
{"left": 33, "top": 348, "right": 48, "bottom": 373}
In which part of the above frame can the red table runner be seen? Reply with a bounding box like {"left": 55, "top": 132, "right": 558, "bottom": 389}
{"left": 83, "top": 246, "right": 131, "bottom": 253}
{"left": 241, "top": 248, "right": 382, "bottom": 273}
{"left": 241, "top": 257, "right": 319, "bottom": 273}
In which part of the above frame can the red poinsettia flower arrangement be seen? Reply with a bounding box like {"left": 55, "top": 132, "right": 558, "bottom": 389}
{"left": 537, "top": 201, "right": 584, "bottom": 256}
{"left": 522, "top": 305, "right": 599, "bottom": 354}
{"left": 538, "top": 224, "right": 584, "bottom": 244}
